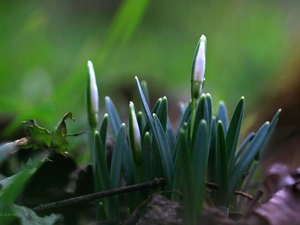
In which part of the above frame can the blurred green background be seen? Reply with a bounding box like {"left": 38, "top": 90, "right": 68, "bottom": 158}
{"left": 1, "top": 0, "right": 299, "bottom": 160}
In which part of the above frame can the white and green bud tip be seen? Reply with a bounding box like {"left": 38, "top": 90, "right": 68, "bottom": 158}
{"left": 129, "top": 101, "right": 142, "bottom": 164}
{"left": 191, "top": 34, "right": 207, "bottom": 99}
{"left": 87, "top": 60, "right": 99, "bottom": 130}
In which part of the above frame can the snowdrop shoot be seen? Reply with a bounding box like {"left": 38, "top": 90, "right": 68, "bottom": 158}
{"left": 87, "top": 60, "right": 99, "bottom": 130}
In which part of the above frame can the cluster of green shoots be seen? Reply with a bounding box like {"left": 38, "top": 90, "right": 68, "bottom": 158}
{"left": 86, "top": 35, "right": 280, "bottom": 224}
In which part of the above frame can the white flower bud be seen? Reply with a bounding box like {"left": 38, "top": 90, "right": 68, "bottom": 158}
{"left": 87, "top": 60, "right": 99, "bottom": 129}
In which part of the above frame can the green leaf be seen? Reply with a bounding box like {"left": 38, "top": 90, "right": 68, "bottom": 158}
{"left": 207, "top": 117, "right": 218, "bottom": 201}
{"left": 21, "top": 119, "right": 52, "bottom": 149}
{"left": 137, "top": 111, "right": 145, "bottom": 138}
{"left": 141, "top": 80, "right": 150, "bottom": 106}
{"left": 217, "top": 101, "right": 229, "bottom": 133}
{"left": 110, "top": 124, "right": 126, "bottom": 220}
{"left": 141, "top": 132, "right": 152, "bottom": 182}
{"left": 142, "top": 98, "right": 162, "bottom": 134}
{"left": 192, "top": 120, "right": 209, "bottom": 213}
{"left": 94, "top": 131, "right": 114, "bottom": 219}
{"left": 166, "top": 119, "right": 175, "bottom": 151}
{"left": 105, "top": 97, "right": 122, "bottom": 138}
{"left": 136, "top": 72, "right": 174, "bottom": 191}
{"left": 155, "top": 97, "right": 168, "bottom": 132}
{"left": 52, "top": 112, "right": 75, "bottom": 155}
{"left": 0, "top": 157, "right": 49, "bottom": 205}
{"left": 153, "top": 114, "right": 174, "bottom": 190}
{"left": 234, "top": 132, "right": 255, "bottom": 163}
{"left": 216, "top": 121, "right": 229, "bottom": 207}
{"left": 191, "top": 94, "right": 206, "bottom": 143}
{"left": 175, "top": 101, "right": 191, "bottom": 134}
{"left": 110, "top": 124, "right": 126, "bottom": 188}
{"left": 99, "top": 114, "right": 109, "bottom": 158}
{"left": 105, "top": 97, "right": 137, "bottom": 195}
{"left": 229, "top": 122, "right": 270, "bottom": 198}
{"left": 13, "top": 205, "right": 63, "bottom": 225}
{"left": 226, "top": 97, "right": 245, "bottom": 173}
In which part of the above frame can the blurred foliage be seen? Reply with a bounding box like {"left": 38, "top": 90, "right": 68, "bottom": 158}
{"left": 0, "top": 0, "right": 298, "bottom": 160}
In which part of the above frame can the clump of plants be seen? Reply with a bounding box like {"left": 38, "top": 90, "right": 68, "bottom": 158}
{"left": 0, "top": 34, "right": 280, "bottom": 225}
{"left": 86, "top": 35, "right": 280, "bottom": 224}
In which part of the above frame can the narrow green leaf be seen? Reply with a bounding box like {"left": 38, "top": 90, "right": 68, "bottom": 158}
{"left": 155, "top": 96, "right": 168, "bottom": 132}
{"left": 175, "top": 101, "right": 192, "bottom": 134}
{"left": 153, "top": 114, "right": 174, "bottom": 190}
{"left": 105, "top": 97, "right": 121, "bottom": 138}
{"left": 234, "top": 132, "right": 255, "bottom": 163}
{"left": 110, "top": 124, "right": 126, "bottom": 220}
{"left": 191, "top": 94, "right": 206, "bottom": 143}
{"left": 178, "top": 128, "right": 197, "bottom": 225}
{"left": 173, "top": 122, "right": 188, "bottom": 164}
{"left": 110, "top": 124, "right": 126, "bottom": 188}
{"left": 141, "top": 80, "right": 150, "bottom": 106}
{"left": 105, "top": 97, "right": 137, "bottom": 188}
{"left": 229, "top": 122, "right": 270, "bottom": 198}
{"left": 137, "top": 111, "right": 145, "bottom": 138}
{"left": 226, "top": 97, "right": 245, "bottom": 173}
{"left": 136, "top": 77, "right": 174, "bottom": 189}
{"left": 167, "top": 119, "right": 175, "bottom": 152}
{"left": 99, "top": 114, "right": 109, "bottom": 161}
{"left": 94, "top": 131, "right": 115, "bottom": 219}
{"left": 216, "top": 121, "right": 228, "bottom": 207}
{"left": 141, "top": 132, "right": 152, "bottom": 182}
{"left": 208, "top": 117, "right": 218, "bottom": 201}
{"left": 143, "top": 98, "right": 162, "bottom": 134}
{"left": 192, "top": 120, "right": 209, "bottom": 213}
{"left": 217, "top": 101, "right": 229, "bottom": 133}
{"left": 260, "top": 109, "right": 281, "bottom": 157}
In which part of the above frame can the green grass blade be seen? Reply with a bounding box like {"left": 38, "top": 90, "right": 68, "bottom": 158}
{"left": 192, "top": 120, "right": 209, "bottom": 213}
{"left": 226, "top": 97, "right": 245, "bottom": 173}
{"left": 229, "top": 122, "right": 270, "bottom": 198}
{"left": 217, "top": 101, "right": 229, "bottom": 133}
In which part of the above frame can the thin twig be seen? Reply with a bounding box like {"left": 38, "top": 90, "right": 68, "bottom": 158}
{"left": 32, "top": 178, "right": 166, "bottom": 213}
{"left": 234, "top": 190, "right": 262, "bottom": 207}
{"left": 206, "top": 181, "right": 218, "bottom": 190}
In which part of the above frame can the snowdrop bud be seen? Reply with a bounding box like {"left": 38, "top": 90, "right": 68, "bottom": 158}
{"left": 87, "top": 60, "right": 99, "bottom": 129}
{"left": 129, "top": 102, "right": 142, "bottom": 155}
{"left": 192, "top": 35, "right": 207, "bottom": 99}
